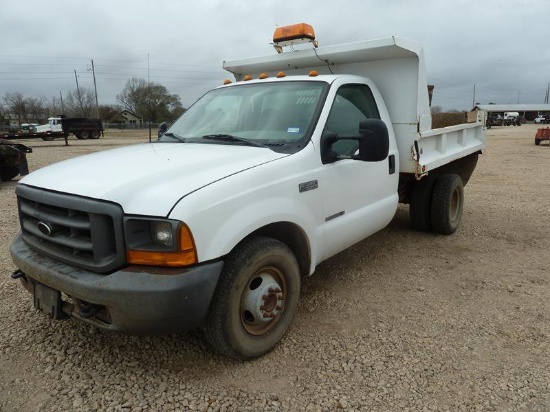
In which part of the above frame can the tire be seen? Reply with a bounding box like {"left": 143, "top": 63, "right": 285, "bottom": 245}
{"left": 202, "top": 236, "right": 301, "bottom": 360}
{"left": 0, "top": 167, "right": 19, "bottom": 182}
{"left": 75, "top": 132, "right": 84, "bottom": 139}
{"left": 80, "top": 130, "right": 90, "bottom": 139}
{"left": 409, "top": 176, "right": 437, "bottom": 232}
{"left": 41, "top": 136, "right": 55, "bottom": 141}
{"left": 430, "top": 174, "right": 464, "bottom": 235}
{"left": 535, "top": 139, "right": 541, "bottom": 146}
{"left": 90, "top": 130, "right": 100, "bottom": 139}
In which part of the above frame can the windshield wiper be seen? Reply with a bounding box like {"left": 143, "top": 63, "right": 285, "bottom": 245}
{"left": 202, "top": 134, "right": 265, "bottom": 148}
{"left": 162, "top": 132, "right": 186, "bottom": 142}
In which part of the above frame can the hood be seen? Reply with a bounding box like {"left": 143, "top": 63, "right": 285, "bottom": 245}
{"left": 21, "top": 142, "right": 287, "bottom": 216}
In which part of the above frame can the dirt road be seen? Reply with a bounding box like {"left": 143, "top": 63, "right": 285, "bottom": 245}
{"left": 1, "top": 125, "right": 549, "bottom": 411}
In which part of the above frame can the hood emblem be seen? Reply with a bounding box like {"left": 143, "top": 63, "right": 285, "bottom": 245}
{"left": 37, "top": 221, "right": 53, "bottom": 236}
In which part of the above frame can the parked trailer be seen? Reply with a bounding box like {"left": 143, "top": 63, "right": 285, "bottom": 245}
{"left": 1, "top": 116, "right": 104, "bottom": 145}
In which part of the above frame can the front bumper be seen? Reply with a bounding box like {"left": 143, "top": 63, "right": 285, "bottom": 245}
{"left": 10, "top": 233, "right": 223, "bottom": 334}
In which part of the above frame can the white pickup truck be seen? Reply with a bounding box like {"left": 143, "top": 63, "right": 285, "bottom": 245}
{"left": 10, "top": 24, "right": 486, "bottom": 359}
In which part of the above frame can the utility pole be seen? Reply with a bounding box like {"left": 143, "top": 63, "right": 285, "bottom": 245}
{"left": 545, "top": 83, "right": 549, "bottom": 104}
{"left": 148, "top": 53, "right": 152, "bottom": 142}
{"left": 91, "top": 59, "right": 100, "bottom": 118}
{"left": 59, "top": 91, "right": 65, "bottom": 114}
{"left": 472, "top": 84, "right": 476, "bottom": 109}
{"left": 74, "top": 69, "right": 84, "bottom": 115}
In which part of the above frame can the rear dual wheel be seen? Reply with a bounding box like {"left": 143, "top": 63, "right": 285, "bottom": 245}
{"left": 430, "top": 174, "right": 464, "bottom": 235}
{"left": 202, "top": 236, "right": 301, "bottom": 360}
{"left": 410, "top": 174, "right": 464, "bottom": 235}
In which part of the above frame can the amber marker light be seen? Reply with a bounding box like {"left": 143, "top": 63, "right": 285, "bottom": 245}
{"left": 243, "top": 75, "right": 253, "bottom": 81}
{"left": 127, "top": 224, "right": 198, "bottom": 268}
{"left": 223, "top": 79, "right": 232, "bottom": 85}
{"left": 259, "top": 73, "right": 269, "bottom": 79}
{"left": 276, "top": 72, "right": 286, "bottom": 78}
{"left": 309, "top": 70, "right": 319, "bottom": 77}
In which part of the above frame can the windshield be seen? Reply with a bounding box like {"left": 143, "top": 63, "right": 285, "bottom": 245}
{"left": 161, "top": 80, "right": 328, "bottom": 153}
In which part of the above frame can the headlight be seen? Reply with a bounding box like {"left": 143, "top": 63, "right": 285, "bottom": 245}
{"left": 124, "top": 218, "right": 197, "bottom": 267}
{"left": 150, "top": 221, "right": 173, "bottom": 247}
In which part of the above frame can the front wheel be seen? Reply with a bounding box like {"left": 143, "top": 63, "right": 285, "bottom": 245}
{"left": 431, "top": 174, "right": 464, "bottom": 235}
{"left": 202, "top": 236, "right": 301, "bottom": 360}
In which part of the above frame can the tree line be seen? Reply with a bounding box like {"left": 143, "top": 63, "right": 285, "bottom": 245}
{"left": 0, "top": 78, "right": 185, "bottom": 127}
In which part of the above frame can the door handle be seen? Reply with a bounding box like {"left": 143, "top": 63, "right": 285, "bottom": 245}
{"left": 388, "top": 155, "right": 396, "bottom": 174}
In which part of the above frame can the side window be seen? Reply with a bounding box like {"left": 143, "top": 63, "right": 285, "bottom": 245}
{"left": 325, "top": 84, "right": 380, "bottom": 157}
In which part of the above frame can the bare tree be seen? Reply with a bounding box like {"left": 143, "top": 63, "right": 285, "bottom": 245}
{"left": 64, "top": 88, "right": 95, "bottom": 117}
{"left": 46, "top": 96, "right": 63, "bottom": 118}
{"left": 3, "top": 92, "right": 48, "bottom": 124}
{"left": 3, "top": 92, "right": 27, "bottom": 125}
{"left": 26, "top": 96, "right": 47, "bottom": 123}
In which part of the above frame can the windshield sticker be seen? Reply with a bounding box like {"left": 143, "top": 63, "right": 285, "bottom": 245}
{"left": 287, "top": 127, "right": 300, "bottom": 133}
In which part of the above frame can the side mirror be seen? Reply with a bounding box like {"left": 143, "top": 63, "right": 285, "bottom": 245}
{"left": 158, "top": 122, "right": 168, "bottom": 139}
{"left": 356, "top": 119, "right": 389, "bottom": 162}
{"left": 320, "top": 119, "right": 389, "bottom": 164}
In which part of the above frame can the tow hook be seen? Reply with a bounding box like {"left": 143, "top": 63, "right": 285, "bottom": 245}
{"left": 79, "top": 304, "right": 101, "bottom": 319}
{"left": 11, "top": 269, "right": 26, "bottom": 280}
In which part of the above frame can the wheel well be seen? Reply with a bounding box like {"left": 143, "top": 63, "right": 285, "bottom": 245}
{"left": 247, "top": 222, "right": 311, "bottom": 278}
{"left": 399, "top": 152, "right": 479, "bottom": 204}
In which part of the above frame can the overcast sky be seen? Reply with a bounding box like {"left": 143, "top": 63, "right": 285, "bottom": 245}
{"left": 2, "top": 0, "right": 550, "bottom": 112}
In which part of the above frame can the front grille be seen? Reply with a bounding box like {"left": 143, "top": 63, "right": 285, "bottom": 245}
{"left": 16, "top": 184, "right": 126, "bottom": 273}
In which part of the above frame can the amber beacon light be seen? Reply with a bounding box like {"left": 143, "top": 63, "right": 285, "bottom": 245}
{"left": 272, "top": 23, "right": 318, "bottom": 53}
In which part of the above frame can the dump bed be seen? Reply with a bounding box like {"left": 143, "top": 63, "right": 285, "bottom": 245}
{"left": 223, "top": 36, "right": 486, "bottom": 176}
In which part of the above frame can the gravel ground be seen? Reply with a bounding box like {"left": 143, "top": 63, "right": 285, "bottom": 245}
{"left": 1, "top": 125, "right": 549, "bottom": 411}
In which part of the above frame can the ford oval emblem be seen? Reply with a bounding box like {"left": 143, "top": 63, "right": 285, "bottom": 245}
{"left": 37, "top": 221, "right": 53, "bottom": 236}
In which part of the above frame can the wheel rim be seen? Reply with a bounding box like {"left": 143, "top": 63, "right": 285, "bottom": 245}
{"left": 450, "top": 187, "right": 461, "bottom": 223}
{"left": 240, "top": 266, "right": 286, "bottom": 336}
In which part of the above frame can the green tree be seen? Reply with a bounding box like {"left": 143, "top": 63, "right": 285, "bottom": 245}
{"left": 116, "top": 78, "right": 183, "bottom": 123}
{"left": 98, "top": 104, "right": 124, "bottom": 123}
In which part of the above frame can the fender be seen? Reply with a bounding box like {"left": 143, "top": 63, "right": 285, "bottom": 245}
{"left": 169, "top": 144, "right": 324, "bottom": 272}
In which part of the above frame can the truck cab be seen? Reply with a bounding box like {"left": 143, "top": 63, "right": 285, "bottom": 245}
{"left": 34, "top": 117, "right": 63, "bottom": 134}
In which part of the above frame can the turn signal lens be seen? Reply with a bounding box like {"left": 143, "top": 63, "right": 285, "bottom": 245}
{"left": 127, "top": 223, "right": 197, "bottom": 267}
{"left": 127, "top": 250, "right": 196, "bottom": 267}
